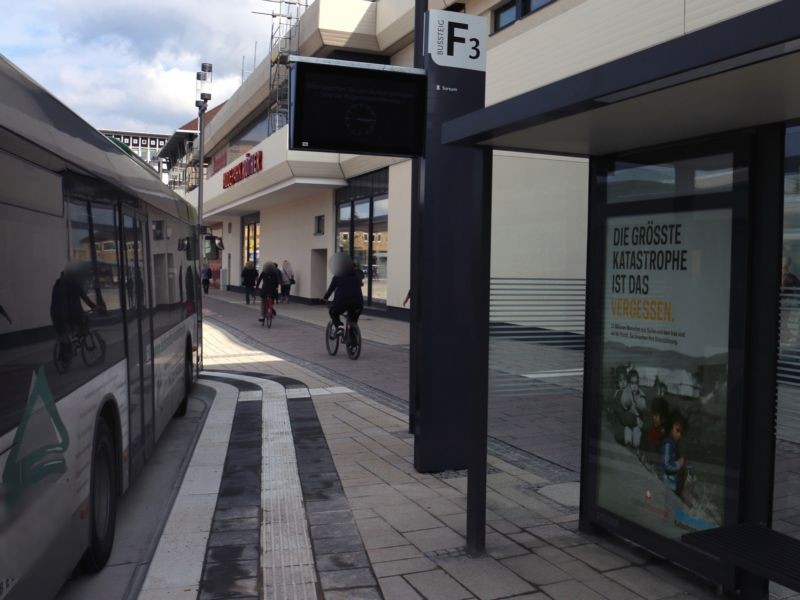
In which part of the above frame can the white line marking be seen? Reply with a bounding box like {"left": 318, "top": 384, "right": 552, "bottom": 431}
{"left": 521, "top": 369, "right": 584, "bottom": 380}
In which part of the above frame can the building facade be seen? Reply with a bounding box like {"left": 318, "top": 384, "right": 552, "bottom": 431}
{"left": 195, "top": 0, "right": 597, "bottom": 313}
{"left": 100, "top": 130, "right": 170, "bottom": 174}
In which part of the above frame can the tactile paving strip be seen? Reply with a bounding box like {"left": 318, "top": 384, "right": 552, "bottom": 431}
{"left": 259, "top": 378, "right": 319, "bottom": 599}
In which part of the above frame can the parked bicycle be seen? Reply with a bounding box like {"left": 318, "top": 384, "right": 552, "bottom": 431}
{"left": 53, "top": 325, "right": 106, "bottom": 373}
{"left": 325, "top": 316, "right": 362, "bottom": 360}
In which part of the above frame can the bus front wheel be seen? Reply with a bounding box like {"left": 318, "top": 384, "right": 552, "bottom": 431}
{"left": 80, "top": 418, "right": 118, "bottom": 573}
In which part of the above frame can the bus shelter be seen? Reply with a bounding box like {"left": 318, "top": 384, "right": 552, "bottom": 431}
{"left": 442, "top": 2, "right": 800, "bottom": 597}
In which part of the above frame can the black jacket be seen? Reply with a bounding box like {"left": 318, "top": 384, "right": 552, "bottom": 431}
{"left": 324, "top": 271, "right": 364, "bottom": 306}
{"left": 257, "top": 265, "right": 281, "bottom": 297}
{"left": 241, "top": 267, "right": 258, "bottom": 287}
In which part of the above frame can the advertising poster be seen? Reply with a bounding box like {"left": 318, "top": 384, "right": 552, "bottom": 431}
{"left": 596, "top": 209, "right": 732, "bottom": 539}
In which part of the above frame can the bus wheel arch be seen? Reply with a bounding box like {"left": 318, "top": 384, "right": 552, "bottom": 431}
{"left": 80, "top": 398, "right": 121, "bottom": 573}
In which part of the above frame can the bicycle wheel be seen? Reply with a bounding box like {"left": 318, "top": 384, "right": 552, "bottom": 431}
{"left": 81, "top": 331, "right": 106, "bottom": 367}
{"left": 325, "top": 321, "right": 339, "bottom": 356}
{"left": 53, "top": 340, "right": 71, "bottom": 373}
{"left": 346, "top": 323, "right": 362, "bottom": 360}
{"left": 266, "top": 311, "right": 273, "bottom": 328}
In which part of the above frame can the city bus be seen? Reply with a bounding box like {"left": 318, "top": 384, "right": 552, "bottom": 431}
{"left": 0, "top": 55, "right": 199, "bottom": 599}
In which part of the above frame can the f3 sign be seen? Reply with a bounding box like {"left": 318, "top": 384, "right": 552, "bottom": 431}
{"left": 427, "top": 9, "right": 488, "bottom": 72}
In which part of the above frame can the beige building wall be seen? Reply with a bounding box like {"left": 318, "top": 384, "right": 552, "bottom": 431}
{"left": 491, "top": 151, "right": 589, "bottom": 279}
{"left": 387, "top": 160, "right": 413, "bottom": 308}
{"left": 481, "top": 0, "right": 779, "bottom": 106}
{"left": 216, "top": 217, "right": 242, "bottom": 288}
{"left": 259, "top": 190, "right": 335, "bottom": 300}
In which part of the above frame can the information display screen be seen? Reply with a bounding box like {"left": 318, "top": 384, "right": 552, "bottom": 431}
{"left": 289, "top": 61, "right": 426, "bottom": 157}
{"left": 595, "top": 209, "right": 733, "bottom": 539}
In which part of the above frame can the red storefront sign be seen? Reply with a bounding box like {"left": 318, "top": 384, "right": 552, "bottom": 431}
{"left": 222, "top": 151, "right": 263, "bottom": 189}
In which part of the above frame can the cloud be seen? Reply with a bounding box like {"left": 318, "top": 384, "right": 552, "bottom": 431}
{"left": 1, "top": 0, "right": 276, "bottom": 132}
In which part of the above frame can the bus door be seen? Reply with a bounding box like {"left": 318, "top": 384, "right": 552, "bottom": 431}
{"left": 121, "top": 211, "right": 156, "bottom": 478}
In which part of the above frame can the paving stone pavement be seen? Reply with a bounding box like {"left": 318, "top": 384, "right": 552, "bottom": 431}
{"left": 203, "top": 294, "right": 584, "bottom": 478}
{"left": 174, "top": 314, "right": 761, "bottom": 600}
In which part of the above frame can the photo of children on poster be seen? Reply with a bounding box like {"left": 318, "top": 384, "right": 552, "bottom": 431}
{"left": 597, "top": 209, "right": 732, "bottom": 540}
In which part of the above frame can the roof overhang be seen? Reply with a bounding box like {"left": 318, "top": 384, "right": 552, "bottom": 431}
{"left": 442, "top": 0, "right": 800, "bottom": 157}
{"left": 204, "top": 177, "right": 346, "bottom": 219}
{"left": 159, "top": 129, "right": 198, "bottom": 163}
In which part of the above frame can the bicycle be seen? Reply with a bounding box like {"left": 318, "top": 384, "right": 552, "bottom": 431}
{"left": 260, "top": 295, "right": 276, "bottom": 328}
{"left": 53, "top": 324, "right": 106, "bottom": 373}
{"left": 325, "top": 316, "right": 362, "bottom": 360}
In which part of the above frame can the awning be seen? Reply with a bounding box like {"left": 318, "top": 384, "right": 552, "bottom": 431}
{"left": 442, "top": 1, "right": 800, "bottom": 156}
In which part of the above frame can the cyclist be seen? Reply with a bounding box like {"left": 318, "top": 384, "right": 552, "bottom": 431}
{"left": 257, "top": 262, "right": 281, "bottom": 323}
{"left": 50, "top": 262, "right": 105, "bottom": 363}
{"left": 323, "top": 255, "right": 364, "bottom": 340}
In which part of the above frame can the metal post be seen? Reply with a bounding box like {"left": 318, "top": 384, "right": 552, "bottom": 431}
{"left": 466, "top": 148, "right": 492, "bottom": 556}
{"left": 409, "top": 0, "right": 426, "bottom": 433}
{"left": 196, "top": 101, "right": 206, "bottom": 377}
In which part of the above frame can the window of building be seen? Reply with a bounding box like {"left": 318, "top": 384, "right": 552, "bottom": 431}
{"left": 314, "top": 214, "right": 325, "bottom": 235}
{"left": 132, "top": 137, "right": 139, "bottom": 146}
{"left": 152, "top": 220, "right": 165, "bottom": 240}
{"left": 494, "top": 1, "right": 517, "bottom": 31}
{"left": 523, "top": 0, "right": 554, "bottom": 15}
{"left": 241, "top": 213, "right": 260, "bottom": 269}
{"left": 495, "top": 0, "right": 556, "bottom": 31}
{"left": 335, "top": 169, "right": 390, "bottom": 306}
{"left": 337, "top": 203, "right": 352, "bottom": 254}
{"left": 228, "top": 110, "right": 270, "bottom": 164}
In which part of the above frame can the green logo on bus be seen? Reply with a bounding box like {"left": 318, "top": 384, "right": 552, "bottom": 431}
{"left": 2, "top": 368, "right": 69, "bottom": 506}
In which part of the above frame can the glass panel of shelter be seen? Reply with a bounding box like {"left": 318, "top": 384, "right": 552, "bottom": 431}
{"left": 775, "top": 125, "right": 800, "bottom": 548}
{"left": 589, "top": 140, "right": 749, "bottom": 549}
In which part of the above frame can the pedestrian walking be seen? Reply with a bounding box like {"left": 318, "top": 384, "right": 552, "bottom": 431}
{"left": 279, "top": 259, "right": 295, "bottom": 303}
{"left": 241, "top": 261, "right": 258, "bottom": 304}
{"left": 201, "top": 263, "right": 212, "bottom": 295}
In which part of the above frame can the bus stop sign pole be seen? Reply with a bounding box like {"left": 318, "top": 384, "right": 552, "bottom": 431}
{"left": 412, "top": 1, "right": 492, "bottom": 555}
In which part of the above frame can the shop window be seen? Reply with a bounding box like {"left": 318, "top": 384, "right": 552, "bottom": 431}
{"left": 335, "top": 170, "right": 389, "bottom": 306}
{"left": 314, "top": 214, "right": 325, "bottom": 235}
{"left": 241, "top": 213, "right": 260, "bottom": 268}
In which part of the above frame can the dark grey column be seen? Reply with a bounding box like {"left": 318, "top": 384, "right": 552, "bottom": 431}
{"left": 410, "top": 8, "right": 490, "bottom": 474}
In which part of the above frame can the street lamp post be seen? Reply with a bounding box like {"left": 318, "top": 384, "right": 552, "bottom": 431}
{"left": 195, "top": 62, "right": 212, "bottom": 376}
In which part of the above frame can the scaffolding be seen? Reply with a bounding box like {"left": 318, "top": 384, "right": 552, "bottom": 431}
{"left": 259, "top": 0, "right": 310, "bottom": 136}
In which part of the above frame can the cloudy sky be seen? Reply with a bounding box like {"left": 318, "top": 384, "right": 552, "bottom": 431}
{"left": 2, "top": 0, "right": 274, "bottom": 133}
